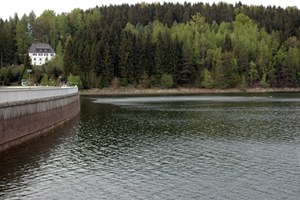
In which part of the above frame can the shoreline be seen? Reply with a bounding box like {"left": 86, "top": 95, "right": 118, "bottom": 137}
{"left": 80, "top": 87, "right": 300, "bottom": 96}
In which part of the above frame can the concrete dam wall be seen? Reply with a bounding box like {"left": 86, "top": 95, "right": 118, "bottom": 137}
{"left": 0, "top": 87, "right": 80, "bottom": 151}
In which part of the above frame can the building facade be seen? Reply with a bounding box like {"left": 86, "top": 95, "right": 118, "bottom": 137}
{"left": 28, "top": 43, "right": 55, "bottom": 66}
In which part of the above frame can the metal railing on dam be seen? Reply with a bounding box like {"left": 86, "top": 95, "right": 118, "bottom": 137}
{"left": 0, "top": 86, "right": 80, "bottom": 151}
{"left": 0, "top": 86, "right": 78, "bottom": 104}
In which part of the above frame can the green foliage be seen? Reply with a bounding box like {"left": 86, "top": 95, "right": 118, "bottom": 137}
{"left": 1, "top": 2, "right": 300, "bottom": 89}
{"left": 0, "top": 66, "right": 24, "bottom": 85}
{"left": 248, "top": 61, "right": 259, "bottom": 85}
{"left": 223, "top": 34, "right": 232, "bottom": 52}
{"left": 44, "top": 54, "right": 63, "bottom": 75}
{"left": 0, "top": 67, "right": 11, "bottom": 85}
{"left": 111, "top": 77, "right": 120, "bottom": 88}
{"left": 23, "top": 53, "right": 32, "bottom": 69}
{"left": 234, "top": 14, "right": 254, "bottom": 30}
{"left": 3, "top": 77, "right": 11, "bottom": 86}
{"left": 200, "top": 69, "right": 214, "bottom": 88}
{"left": 221, "top": 52, "right": 241, "bottom": 88}
{"left": 34, "top": 10, "right": 56, "bottom": 47}
{"left": 40, "top": 74, "right": 49, "bottom": 86}
{"left": 101, "top": 43, "right": 113, "bottom": 87}
{"left": 259, "top": 73, "right": 270, "bottom": 88}
{"left": 16, "top": 15, "right": 33, "bottom": 61}
{"left": 63, "top": 35, "right": 73, "bottom": 77}
{"left": 239, "top": 74, "right": 247, "bottom": 89}
{"left": 190, "top": 13, "right": 207, "bottom": 33}
{"left": 160, "top": 73, "right": 174, "bottom": 88}
{"left": 138, "top": 73, "right": 151, "bottom": 88}
{"left": 67, "top": 73, "right": 82, "bottom": 88}
{"left": 56, "top": 41, "right": 63, "bottom": 56}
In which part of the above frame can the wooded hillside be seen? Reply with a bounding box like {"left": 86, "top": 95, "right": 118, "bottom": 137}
{"left": 1, "top": 2, "right": 300, "bottom": 88}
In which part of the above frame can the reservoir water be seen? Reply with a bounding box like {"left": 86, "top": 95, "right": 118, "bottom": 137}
{"left": 1, "top": 94, "right": 300, "bottom": 199}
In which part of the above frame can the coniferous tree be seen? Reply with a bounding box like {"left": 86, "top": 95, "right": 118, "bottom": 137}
{"left": 1, "top": 2, "right": 300, "bottom": 88}
{"left": 63, "top": 35, "right": 73, "bottom": 77}
{"left": 102, "top": 43, "right": 113, "bottom": 87}
{"left": 23, "top": 53, "right": 32, "bottom": 69}
{"left": 179, "top": 45, "right": 193, "bottom": 85}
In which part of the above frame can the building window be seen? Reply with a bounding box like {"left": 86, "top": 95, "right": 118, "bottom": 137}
{"left": 33, "top": 53, "right": 37, "bottom": 56}
{"left": 34, "top": 62, "right": 36, "bottom": 65}
{"left": 40, "top": 58, "right": 42, "bottom": 61}
{"left": 51, "top": 54, "right": 54, "bottom": 56}
{"left": 44, "top": 53, "right": 48, "bottom": 56}
{"left": 34, "top": 58, "right": 36, "bottom": 61}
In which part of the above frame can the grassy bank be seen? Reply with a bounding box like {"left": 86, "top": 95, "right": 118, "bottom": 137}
{"left": 80, "top": 87, "right": 300, "bottom": 96}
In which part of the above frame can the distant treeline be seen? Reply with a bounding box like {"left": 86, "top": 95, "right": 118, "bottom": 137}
{"left": 1, "top": 2, "right": 300, "bottom": 88}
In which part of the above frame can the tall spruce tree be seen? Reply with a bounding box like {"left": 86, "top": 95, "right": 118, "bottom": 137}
{"left": 63, "top": 35, "right": 73, "bottom": 77}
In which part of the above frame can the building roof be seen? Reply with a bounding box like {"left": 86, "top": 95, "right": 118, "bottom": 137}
{"left": 28, "top": 42, "right": 55, "bottom": 54}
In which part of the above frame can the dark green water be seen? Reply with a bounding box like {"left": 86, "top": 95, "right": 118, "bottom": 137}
{"left": 1, "top": 94, "right": 300, "bottom": 199}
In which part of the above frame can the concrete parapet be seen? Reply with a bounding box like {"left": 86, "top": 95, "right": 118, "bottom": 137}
{"left": 0, "top": 86, "right": 78, "bottom": 104}
{"left": 0, "top": 88, "right": 80, "bottom": 151}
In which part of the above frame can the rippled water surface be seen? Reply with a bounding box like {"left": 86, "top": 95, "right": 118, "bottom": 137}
{"left": 1, "top": 94, "right": 300, "bottom": 199}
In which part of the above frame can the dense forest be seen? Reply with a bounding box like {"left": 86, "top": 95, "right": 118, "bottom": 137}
{"left": 0, "top": 2, "right": 300, "bottom": 89}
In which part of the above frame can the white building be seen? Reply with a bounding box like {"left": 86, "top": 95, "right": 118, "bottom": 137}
{"left": 28, "top": 43, "right": 55, "bottom": 66}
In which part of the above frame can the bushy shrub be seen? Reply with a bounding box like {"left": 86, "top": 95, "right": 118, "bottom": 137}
{"left": 160, "top": 73, "right": 174, "bottom": 88}
{"left": 40, "top": 74, "right": 50, "bottom": 86}
{"left": 111, "top": 77, "right": 120, "bottom": 88}
{"left": 201, "top": 69, "right": 214, "bottom": 88}
{"left": 138, "top": 73, "right": 150, "bottom": 88}
{"left": 259, "top": 73, "right": 270, "bottom": 88}
{"left": 67, "top": 74, "right": 83, "bottom": 88}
